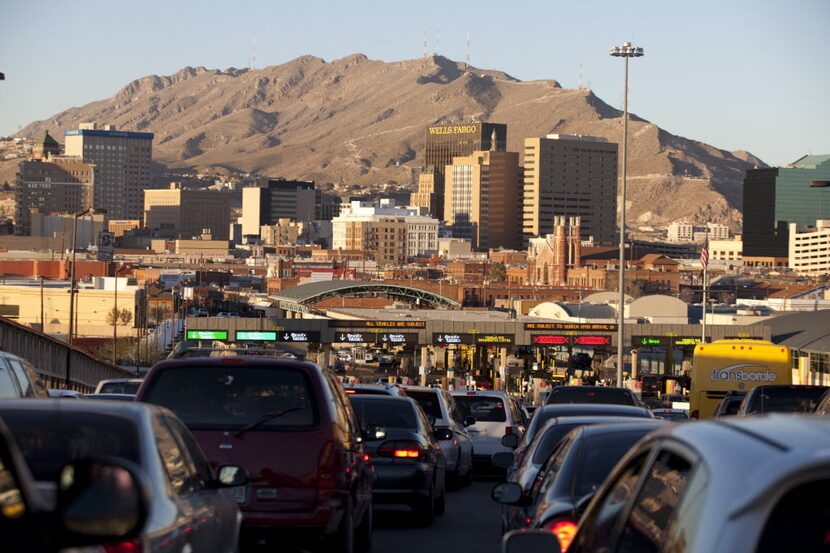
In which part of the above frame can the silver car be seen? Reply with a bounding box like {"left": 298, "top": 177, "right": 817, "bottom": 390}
{"left": 502, "top": 414, "right": 830, "bottom": 553}
{"left": 1, "top": 399, "right": 245, "bottom": 553}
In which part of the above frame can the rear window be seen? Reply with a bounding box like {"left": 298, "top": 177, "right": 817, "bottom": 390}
{"left": 652, "top": 412, "right": 688, "bottom": 421}
{"left": 2, "top": 411, "right": 141, "bottom": 481}
{"left": 141, "top": 366, "right": 320, "bottom": 430}
{"left": 452, "top": 395, "right": 507, "bottom": 422}
{"left": 99, "top": 381, "right": 142, "bottom": 394}
{"left": 349, "top": 398, "right": 418, "bottom": 430}
{"left": 405, "top": 390, "right": 443, "bottom": 419}
{"left": 347, "top": 388, "right": 389, "bottom": 396}
{"left": 573, "top": 430, "right": 648, "bottom": 497}
{"left": 547, "top": 388, "right": 636, "bottom": 406}
{"left": 747, "top": 387, "right": 828, "bottom": 414}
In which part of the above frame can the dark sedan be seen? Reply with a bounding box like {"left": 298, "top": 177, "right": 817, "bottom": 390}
{"left": 494, "top": 420, "right": 664, "bottom": 552}
{"left": 493, "top": 416, "right": 655, "bottom": 533}
{"left": 0, "top": 399, "right": 245, "bottom": 553}
{"left": 348, "top": 395, "right": 447, "bottom": 526}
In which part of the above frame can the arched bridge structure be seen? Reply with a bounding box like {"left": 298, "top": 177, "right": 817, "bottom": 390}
{"left": 271, "top": 280, "right": 460, "bottom": 313}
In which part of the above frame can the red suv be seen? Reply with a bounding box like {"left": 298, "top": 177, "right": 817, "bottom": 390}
{"left": 136, "top": 356, "right": 373, "bottom": 552}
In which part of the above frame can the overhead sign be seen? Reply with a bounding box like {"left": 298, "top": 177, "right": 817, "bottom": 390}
{"left": 336, "top": 332, "right": 370, "bottom": 343}
{"left": 475, "top": 334, "right": 515, "bottom": 345}
{"left": 532, "top": 335, "right": 571, "bottom": 346}
{"left": 186, "top": 330, "right": 228, "bottom": 341}
{"left": 573, "top": 335, "right": 611, "bottom": 346}
{"left": 330, "top": 320, "right": 426, "bottom": 329}
{"left": 633, "top": 336, "right": 670, "bottom": 347}
{"left": 525, "top": 322, "right": 618, "bottom": 332}
{"left": 235, "top": 331, "right": 277, "bottom": 341}
{"left": 673, "top": 336, "right": 703, "bottom": 347}
{"left": 377, "top": 333, "right": 418, "bottom": 345}
{"left": 277, "top": 331, "right": 320, "bottom": 343}
{"left": 433, "top": 333, "right": 474, "bottom": 345}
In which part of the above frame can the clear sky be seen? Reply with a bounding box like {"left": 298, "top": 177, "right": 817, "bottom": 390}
{"left": 2, "top": 0, "right": 828, "bottom": 167}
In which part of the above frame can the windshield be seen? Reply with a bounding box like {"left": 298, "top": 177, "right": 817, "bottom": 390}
{"left": 405, "top": 390, "right": 443, "bottom": 419}
{"left": 142, "top": 366, "right": 319, "bottom": 430}
{"left": 748, "top": 387, "right": 828, "bottom": 414}
{"left": 99, "top": 381, "right": 142, "bottom": 394}
{"left": 453, "top": 396, "right": 507, "bottom": 422}
{"left": 2, "top": 411, "right": 141, "bottom": 481}
{"left": 349, "top": 398, "right": 418, "bottom": 430}
{"left": 572, "top": 430, "right": 647, "bottom": 497}
{"left": 547, "top": 388, "right": 636, "bottom": 406}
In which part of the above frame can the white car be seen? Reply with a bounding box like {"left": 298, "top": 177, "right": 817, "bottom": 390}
{"left": 451, "top": 390, "right": 528, "bottom": 471}
{"left": 400, "top": 385, "right": 475, "bottom": 489}
{"left": 94, "top": 378, "right": 143, "bottom": 395}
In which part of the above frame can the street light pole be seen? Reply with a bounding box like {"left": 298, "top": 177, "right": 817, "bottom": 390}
{"left": 610, "top": 41, "right": 644, "bottom": 387}
{"left": 67, "top": 214, "right": 80, "bottom": 345}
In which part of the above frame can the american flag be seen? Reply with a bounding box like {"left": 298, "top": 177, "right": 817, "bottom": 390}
{"left": 700, "top": 246, "right": 709, "bottom": 269}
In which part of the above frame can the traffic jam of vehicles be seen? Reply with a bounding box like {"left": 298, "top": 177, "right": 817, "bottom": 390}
{"left": 0, "top": 338, "right": 829, "bottom": 553}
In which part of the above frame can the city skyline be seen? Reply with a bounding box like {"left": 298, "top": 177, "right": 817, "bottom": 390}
{"left": 2, "top": 0, "right": 828, "bottom": 168}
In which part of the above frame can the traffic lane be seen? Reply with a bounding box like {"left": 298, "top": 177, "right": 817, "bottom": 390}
{"left": 374, "top": 480, "right": 502, "bottom": 553}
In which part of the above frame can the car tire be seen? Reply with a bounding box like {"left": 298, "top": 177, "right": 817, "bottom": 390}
{"left": 354, "top": 501, "right": 373, "bottom": 553}
{"left": 414, "top": 488, "right": 435, "bottom": 526}
{"left": 323, "top": 498, "right": 355, "bottom": 553}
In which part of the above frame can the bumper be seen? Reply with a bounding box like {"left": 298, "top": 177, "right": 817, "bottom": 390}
{"left": 239, "top": 490, "right": 346, "bottom": 540}
{"left": 372, "top": 463, "right": 433, "bottom": 505}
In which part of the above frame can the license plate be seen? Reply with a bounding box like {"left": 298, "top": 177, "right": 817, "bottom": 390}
{"left": 224, "top": 485, "right": 247, "bottom": 504}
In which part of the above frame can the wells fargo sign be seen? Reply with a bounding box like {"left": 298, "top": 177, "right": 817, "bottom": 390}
{"left": 428, "top": 124, "right": 479, "bottom": 135}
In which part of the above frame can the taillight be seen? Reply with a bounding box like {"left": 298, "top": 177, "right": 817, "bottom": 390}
{"left": 103, "top": 539, "right": 142, "bottom": 553}
{"left": 504, "top": 426, "right": 514, "bottom": 435}
{"left": 378, "top": 440, "right": 424, "bottom": 460}
{"left": 547, "top": 518, "right": 578, "bottom": 552}
{"left": 318, "top": 441, "right": 337, "bottom": 489}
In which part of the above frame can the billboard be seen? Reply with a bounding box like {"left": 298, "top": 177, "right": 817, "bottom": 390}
{"left": 97, "top": 231, "right": 115, "bottom": 262}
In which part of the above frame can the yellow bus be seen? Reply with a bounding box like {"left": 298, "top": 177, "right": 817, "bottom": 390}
{"left": 690, "top": 339, "right": 792, "bottom": 419}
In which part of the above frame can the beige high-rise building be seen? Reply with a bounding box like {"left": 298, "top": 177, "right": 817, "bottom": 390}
{"left": 15, "top": 156, "right": 94, "bottom": 236}
{"left": 444, "top": 150, "right": 521, "bottom": 250}
{"left": 522, "top": 134, "right": 618, "bottom": 246}
{"left": 144, "top": 184, "right": 231, "bottom": 240}
{"left": 64, "top": 123, "right": 153, "bottom": 220}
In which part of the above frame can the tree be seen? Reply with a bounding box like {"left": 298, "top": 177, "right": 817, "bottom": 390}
{"left": 106, "top": 308, "right": 133, "bottom": 328}
{"left": 488, "top": 262, "right": 507, "bottom": 283}
{"left": 150, "top": 305, "right": 170, "bottom": 324}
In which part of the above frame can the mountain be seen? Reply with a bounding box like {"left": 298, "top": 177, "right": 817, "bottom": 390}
{"left": 17, "top": 53, "right": 764, "bottom": 228}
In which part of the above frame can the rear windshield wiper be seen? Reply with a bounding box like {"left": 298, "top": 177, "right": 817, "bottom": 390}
{"left": 235, "top": 407, "right": 304, "bottom": 437}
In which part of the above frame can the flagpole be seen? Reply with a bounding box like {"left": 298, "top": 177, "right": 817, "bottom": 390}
{"left": 701, "top": 229, "right": 709, "bottom": 344}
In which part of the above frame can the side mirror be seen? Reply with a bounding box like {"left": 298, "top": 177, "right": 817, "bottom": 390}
{"left": 492, "top": 451, "right": 515, "bottom": 469}
{"left": 434, "top": 428, "right": 454, "bottom": 441}
{"left": 364, "top": 425, "right": 387, "bottom": 441}
{"left": 57, "top": 459, "right": 147, "bottom": 548}
{"left": 576, "top": 491, "right": 594, "bottom": 517}
{"left": 490, "top": 482, "right": 524, "bottom": 505}
{"left": 216, "top": 465, "right": 248, "bottom": 487}
{"left": 464, "top": 416, "right": 477, "bottom": 427}
{"left": 502, "top": 529, "right": 561, "bottom": 553}
{"left": 501, "top": 433, "right": 519, "bottom": 448}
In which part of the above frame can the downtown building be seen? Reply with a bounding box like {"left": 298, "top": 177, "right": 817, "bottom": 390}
{"left": 144, "top": 184, "right": 231, "bottom": 240}
{"left": 522, "top": 134, "right": 618, "bottom": 246}
{"left": 64, "top": 123, "right": 153, "bottom": 220}
{"left": 412, "top": 122, "right": 507, "bottom": 220}
{"left": 241, "top": 178, "right": 316, "bottom": 239}
{"left": 332, "top": 200, "right": 439, "bottom": 266}
{"left": 15, "top": 132, "right": 94, "bottom": 236}
{"left": 443, "top": 150, "right": 522, "bottom": 250}
{"left": 743, "top": 154, "right": 830, "bottom": 267}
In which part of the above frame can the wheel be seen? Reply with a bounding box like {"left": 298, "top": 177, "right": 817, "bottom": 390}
{"left": 354, "top": 501, "right": 373, "bottom": 553}
{"left": 414, "top": 488, "right": 435, "bottom": 526}
{"left": 434, "top": 478, "right": 447, "bottom": 516}
{"left": 323, "top": 498, "right": 354, "bottom": 553}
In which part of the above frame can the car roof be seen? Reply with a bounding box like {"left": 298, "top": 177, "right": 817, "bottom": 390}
{"left": 98, "top": 378, "right": 143, "bottom": 383}
{"left": 544, "top": 416, "right": 663, "bottom": 429}
{"left": 148, "top": 356, "right": 321, "bottom": 372}
{"left": 347, "top": 395, "right": 414, "bottom": 404}
{"left": 450, "top": 389, "right": 509, "bottom": 397}
{"left": 536, "top": 404, "right": 648, "bottom": 416}
{"left": 549, "top": 385, "right": 632, "bottom": 392}
{"left": 573, "top": 419, "right": 665, "bottom": 436}
{"left": 0, "top": 398, "right": 161, "bottom": 418}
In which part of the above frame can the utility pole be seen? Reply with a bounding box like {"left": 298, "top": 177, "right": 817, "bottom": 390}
{"left": 39, "top": 276, "right": 44, "bottom": 331}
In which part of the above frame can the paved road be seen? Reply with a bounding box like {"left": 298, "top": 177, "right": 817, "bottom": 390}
{"left": 373, "top": 480, "right": 503, "bottom": 553}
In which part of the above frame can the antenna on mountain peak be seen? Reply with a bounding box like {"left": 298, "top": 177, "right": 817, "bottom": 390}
{"left": 249, "top": 36, "right": 257, "bottom": 70}
{"left": 423, "top": 26, "right": 428, "bottom": 58}
{"left": 435, "top": 25, "right": 440, "bottom": 56}
{"left": 466, "top": 31, "right": 471, "bottom": 71}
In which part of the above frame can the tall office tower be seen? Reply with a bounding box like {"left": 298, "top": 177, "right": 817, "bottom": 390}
{"left": 416, "top": 122, "right": 507, "bottom": 220}
{"left": 144, "top": 184, "right": 231, "bottom": 240}
{"left": 743, "top": 155, "right": 830, "bottom": 267}
{"left": 15, "top": 133, "right": 94, "bottom": 235}
{"left": 444, "top": 150, "right": 521, "bottom": 250}
{"left": 241, "top": 178, "right": 316, "bottom": 239}
{"left": 522, "top": 134, "right": 618, "bottom": 246}
{"left": 64, "top": 123, "right": 153, "bottom": 220}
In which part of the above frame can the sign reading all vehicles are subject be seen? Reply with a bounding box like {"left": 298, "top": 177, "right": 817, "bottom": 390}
{"left": 330, "top": 320, "right": 426, "bottom": 329}
{"left": 525, "top": 322, "right": 619, "bottom": 332}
